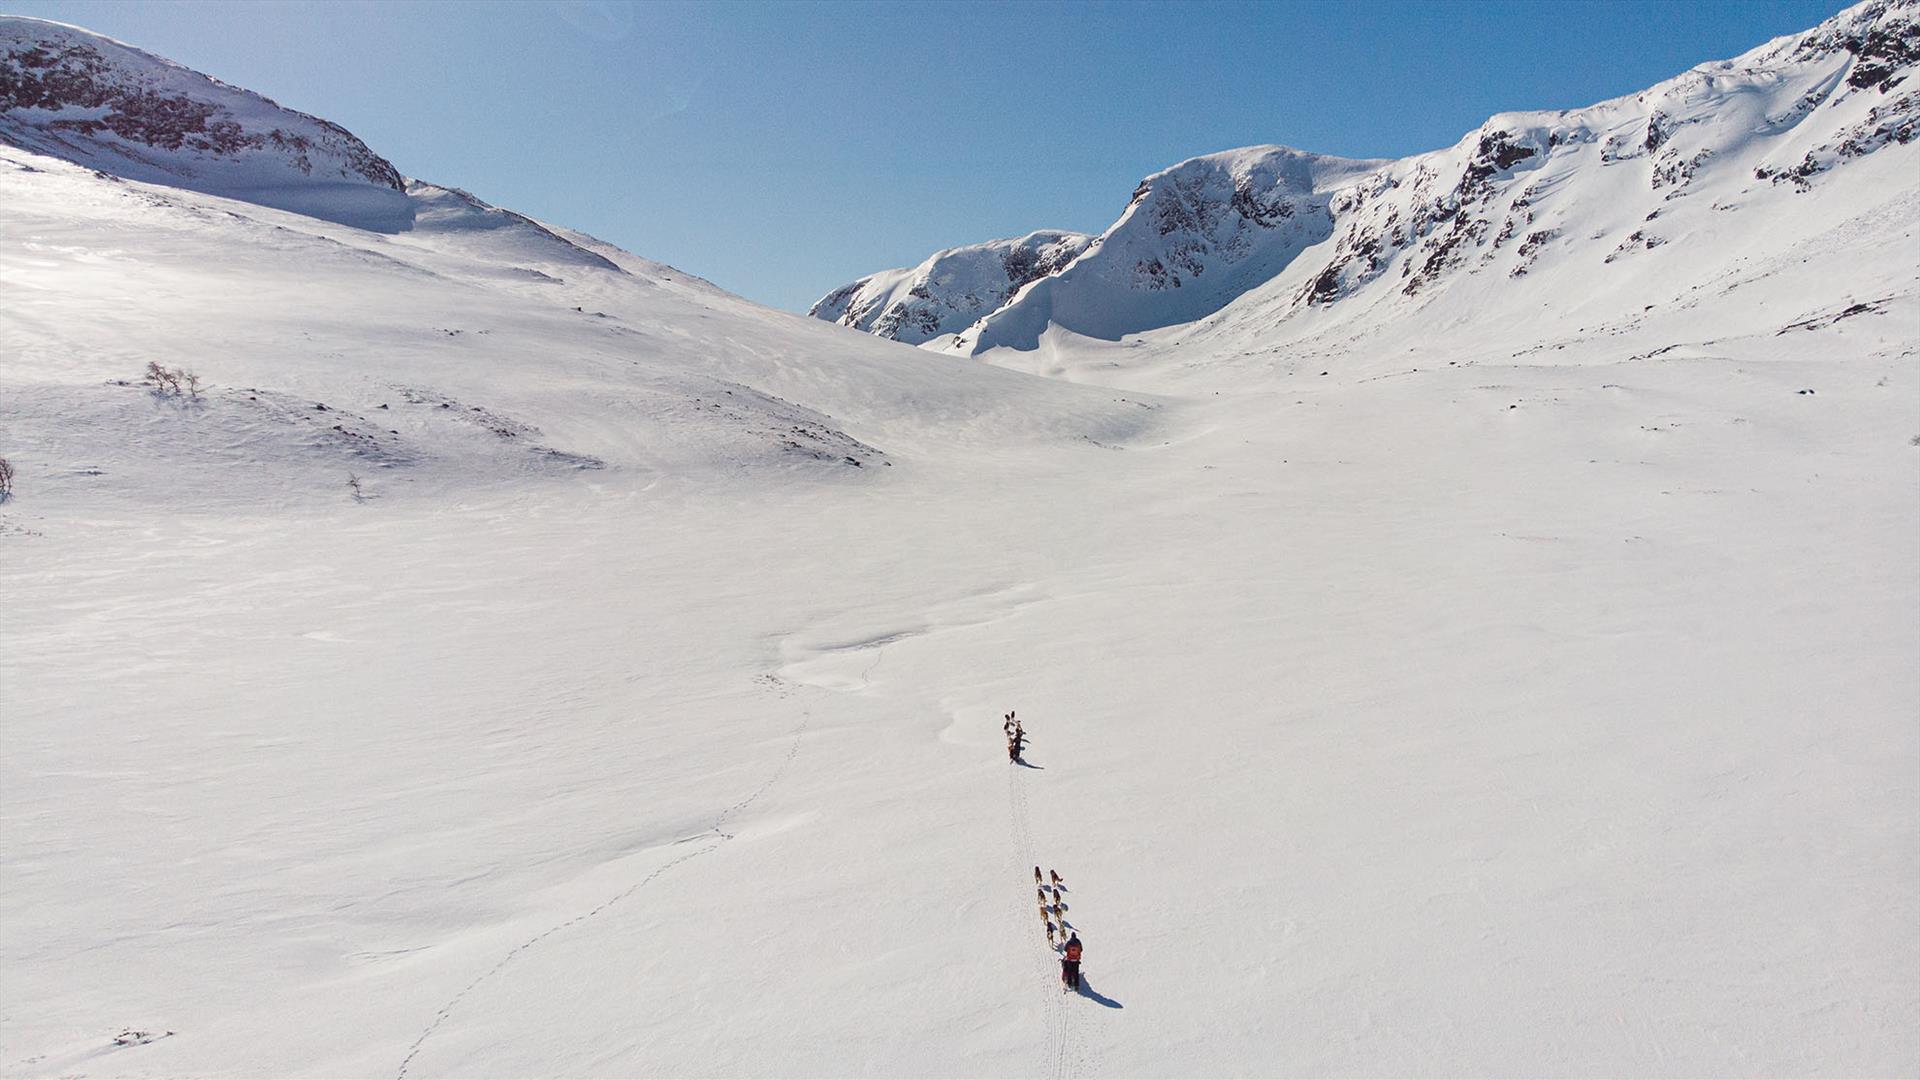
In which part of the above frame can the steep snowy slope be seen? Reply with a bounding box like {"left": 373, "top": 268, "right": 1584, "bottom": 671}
{"left": 0, "top": 17, "right": 412, "bottom": 231}
{"left": 1178, "top": 0, "right": 1920, "bottom": 355}
{"left": 810, "top": 230, "right": 1094, "bottom": 344}
{"left": 819, "top": 0, "right": 1918, "bottom": 362}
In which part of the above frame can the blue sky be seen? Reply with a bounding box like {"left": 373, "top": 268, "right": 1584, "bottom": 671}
{"left": 9, "top": 0, "right": 1849, "bottom": 310}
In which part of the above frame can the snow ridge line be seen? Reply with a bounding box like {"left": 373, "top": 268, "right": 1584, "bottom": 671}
{"left": 393, "top": 702, "right": 811, "bottom": 1080}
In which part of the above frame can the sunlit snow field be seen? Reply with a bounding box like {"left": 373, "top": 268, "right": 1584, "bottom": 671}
{"left": 6, "top": 0, "right": 1920, "bottom": 1068}
{"left": 4, "top": 137, "right": 1916, "bottom": 1077}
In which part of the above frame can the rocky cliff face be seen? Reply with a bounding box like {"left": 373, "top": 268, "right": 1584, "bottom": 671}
{"left": 817, "top": 0, "right": 1918, "bottom": 356}
{"left": 0, "top": 16, "right": 413, "bottom": 231}
{"left": 809, "top": 230, "right": 1094, "bottom": 345}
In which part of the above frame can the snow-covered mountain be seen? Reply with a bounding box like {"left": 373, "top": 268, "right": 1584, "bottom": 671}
{"left": 817, "top": 0, "right": 1919, "bottom": 360}
{"left": 4, "top": 7, "right": 1916, "bottom": 1079}
{"left": 0, "top": 17, "right": 416, "bottom": 230}
{"left": 952, "top": 147, "right": 1387, "bottom": 351}
{"left": 810, "top": 230, "right": 1095, "bottom": 344}
{"left": 0, "top": 15, "right": 1154, "bottom": 505}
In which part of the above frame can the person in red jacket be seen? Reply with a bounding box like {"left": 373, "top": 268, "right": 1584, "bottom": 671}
{"left": 1061, "top": 933, "right": 1082, "bottom": 990}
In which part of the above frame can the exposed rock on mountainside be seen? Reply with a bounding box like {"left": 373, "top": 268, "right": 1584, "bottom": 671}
{"left": 816, "top": 0, "right": 1919, "bottom": 356}
{"left": 0, "top": 16, "right": 411, "bottom": 230}
{"left": 942, "top": 147, "right": 1387, "bottom": 352}
{"left": 0, "top": 15, "right": 658, "bottom": 274}
{"left": 1280, "top": 0, "right": 1917, "bottom": 323}
{"left": 809, "top": 230, "right": 1093, "bottom": 344}
{"left": 3, "top": 4, "right": 1917, "bottom": 1077}
{"left": 1790, "top": 0, "right": 1920, "bottom": 90}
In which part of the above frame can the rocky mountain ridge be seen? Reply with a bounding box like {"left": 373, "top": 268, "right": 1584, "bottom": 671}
{"left": 815, "top": 0, "right": 1918, "bottom": 357}
{"left": 0, "top": 14, "right": 669, "bottom": 277}
{"left": 0, "top": 16, "right": 416, "bottom": 230}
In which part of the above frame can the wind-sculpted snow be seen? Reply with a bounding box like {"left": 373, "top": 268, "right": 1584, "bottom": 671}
{"left": 810, "top": 230, "right": 1094, "bottom": 344}
{"left": 0, "top": 16, "right": 412, "bottom": 231}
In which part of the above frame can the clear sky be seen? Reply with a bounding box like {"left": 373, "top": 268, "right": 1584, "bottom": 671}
{"left": 7, "top": 0, "right": 1850, "bottom": 311}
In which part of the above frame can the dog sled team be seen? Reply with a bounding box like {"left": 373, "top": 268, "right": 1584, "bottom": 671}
{"left": 1033, "top": 864, "right": 1082, "bottom": 990}
{"left": 1003, "top": 711, "right": 1026, "bottom": 762}
{"left": 1010, "top": 712, "right": 1087, "bottom": 992}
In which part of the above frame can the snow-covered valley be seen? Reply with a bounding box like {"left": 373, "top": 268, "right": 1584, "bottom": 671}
{"left": 3, "top": 6, "right": 1918, "bottom": 1078}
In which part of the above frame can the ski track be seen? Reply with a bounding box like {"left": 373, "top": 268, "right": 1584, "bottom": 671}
{"left": 393, "top": 690, "right": 812, "bottom": 1080}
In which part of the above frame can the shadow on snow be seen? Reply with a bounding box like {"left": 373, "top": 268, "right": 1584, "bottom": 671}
{"left": 1074, "top": 975, "right": 1122, "bottom": 1009}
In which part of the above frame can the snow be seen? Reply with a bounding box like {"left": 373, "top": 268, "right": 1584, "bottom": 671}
{"left": 4, "top": 3, "right": 1919, "bottom": 1077}
{"left": 1, "top": 16, "right": 411, "bottom": 231}
{"left": 810, "top": 231, "right": 1095, "bottom": 345}
{"left": 962, "top": 148, "right": 1390, "bottom": 353}
{"left": 811, "top": 0, "right": 1918, "bottom": 364}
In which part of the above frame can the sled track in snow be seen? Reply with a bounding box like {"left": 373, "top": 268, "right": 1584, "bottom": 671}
{"left": 1008, "top": 765, "right": 1086, "bottom": 1080}
{"left": 394, "top": 697, "right": 812, "bottom": 1080}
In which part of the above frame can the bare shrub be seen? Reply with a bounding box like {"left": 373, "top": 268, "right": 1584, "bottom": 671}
{"left": 346, "top": 472, "right": 366, "bottom": 503}
{"left": 143, "top": 361, "right": 178, "bottom": 395}
{"left": 141, "top": 362, "right": 202, "bottom": 398}
{"left": 0, "top": 457, "right": 13, "bottom": 501}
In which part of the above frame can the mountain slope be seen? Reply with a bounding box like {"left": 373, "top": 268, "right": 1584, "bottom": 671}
{"left": 1210, "top": 0, "right": 1920, "bottom": 343}
{"left": 0, "top": 16, "right": 414, "bottom": 230}
{"left": 810, "top": 230, "right": 1095, "bottom": 345}
{"left": 0, "top": 146, "right": 1161, "bottom": 511}
{"left": 961, "top": 147, "right": 1386, "bottom": 352}
{"left": 815, "top": 0, "right": 1918, "bottom": 361}
{"left": 0, "top": 13, "right": 1160, "bottom": 509}
{"left": 3, "top": 9, "right": 1916, "bottom": 1080}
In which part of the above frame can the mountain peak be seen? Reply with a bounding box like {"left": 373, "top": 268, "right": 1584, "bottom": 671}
{"left": 1138, "top": 144, "right": 1390, "bottom": 199}
{"left": 809, "top": 230, "right": 1095, "bottom": 345}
